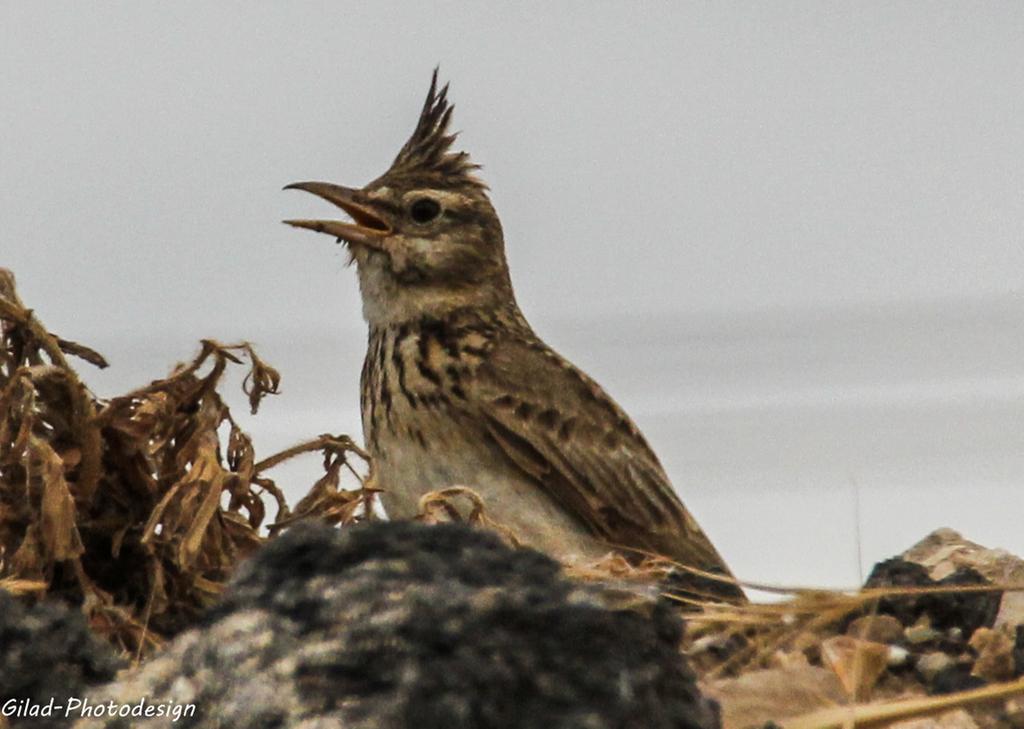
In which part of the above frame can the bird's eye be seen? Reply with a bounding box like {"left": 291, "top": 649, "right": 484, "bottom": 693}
{"left": 409, "top": 197, "right": 442, "bottom": 224}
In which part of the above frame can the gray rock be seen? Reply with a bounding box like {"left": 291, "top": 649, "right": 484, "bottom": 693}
{"left": 0, "top": 591, "right": 123, "bottom": 729}
{"left": 74, "top": 521, "right": 718, "bottom": 729}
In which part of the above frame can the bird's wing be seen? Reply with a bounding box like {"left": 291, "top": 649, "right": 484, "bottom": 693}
{"left": 470, "top": 334, "right": 733, "bottom": 578}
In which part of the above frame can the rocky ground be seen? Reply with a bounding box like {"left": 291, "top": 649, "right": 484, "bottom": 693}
{"left": 3, "top": 523, "right": 1024, "bottom": 729}
{"left": 1, "top": 521, "right": 719, "bottom": 729}
{"left": 696, "top": 528, "right": 1024, "bottom": 729}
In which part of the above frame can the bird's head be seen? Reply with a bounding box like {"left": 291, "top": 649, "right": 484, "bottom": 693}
{"left": 285, "top": 71, "right": 515, "bottom": 325}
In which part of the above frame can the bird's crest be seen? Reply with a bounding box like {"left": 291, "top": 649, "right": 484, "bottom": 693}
{"left": 383, "top": 69, "right": 485, "bottom": 189}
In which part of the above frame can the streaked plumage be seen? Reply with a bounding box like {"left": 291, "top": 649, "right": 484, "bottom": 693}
{"left": 286, "top": 71, "right": 743, "bottom": 601}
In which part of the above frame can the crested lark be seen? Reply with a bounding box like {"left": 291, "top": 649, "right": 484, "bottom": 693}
{"left": 286, "top": 72, "right": 742, "bottom": 601}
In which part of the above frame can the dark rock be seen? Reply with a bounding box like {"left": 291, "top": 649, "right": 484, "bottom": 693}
{"left": 864, "top": 559, "right": 1000, "bottom": 638}
{"left": 76, "top": 521, "right": 719, "bottom": 729}
{"left": 1013, "top": 625, "right": 1024, "bottom": 678}
{"left": 864, "top": 558, "right": 935, "bottom": 626}
{"left": 0, "top": 591, "right": 123, "bottom": 729}
{"left": 929, "top": 664, "right": 987, "bottom": 695}
{"left": 931, "top": 567, "right": 1001, "bottom": 635}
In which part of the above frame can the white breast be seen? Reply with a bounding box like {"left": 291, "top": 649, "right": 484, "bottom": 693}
{"left": 373, "top": 413, "right": 609, "bottom": 564}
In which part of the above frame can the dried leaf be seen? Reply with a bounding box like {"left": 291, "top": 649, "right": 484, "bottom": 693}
{"left": 37, "top": 438, "right": 85, "bottom": 561}
{"left": 56, "top": 337, "right": 110, "bottom": 369}
{"left": 242, "top": 344, "right": 281, "bottom": 414}
{"left": 0, "top": 270, "right": 374, "bottom": 657}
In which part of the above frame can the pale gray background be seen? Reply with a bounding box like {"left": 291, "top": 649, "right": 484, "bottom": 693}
{"left": 3, "top": 3, "right": 1023, "bottom": 589}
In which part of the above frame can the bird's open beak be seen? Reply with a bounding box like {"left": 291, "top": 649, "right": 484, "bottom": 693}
{"left": 283, "top": 181, "right": 390, "bottom": 246}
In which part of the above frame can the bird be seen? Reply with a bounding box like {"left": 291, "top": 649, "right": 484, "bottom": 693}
{"left": 285, "top": 71, "right": 743, "bottom": 602}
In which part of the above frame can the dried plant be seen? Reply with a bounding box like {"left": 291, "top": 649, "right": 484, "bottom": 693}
{"left": 0, "top": 268, "right": 373, "bottom": 655}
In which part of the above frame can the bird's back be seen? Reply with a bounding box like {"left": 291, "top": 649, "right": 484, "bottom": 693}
{"left": 361, "top": 306, "right": 743, "bottom": 603}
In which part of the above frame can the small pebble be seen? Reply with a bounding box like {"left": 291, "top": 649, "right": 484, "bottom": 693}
{"left": 930, "top": 664, "right": 986, "bottom": 695}
{"left": 887, "top": 644, "right": 910, "bottom": 667}
{"left": 820, "top": 636, "right": 889, "bottom": 699}
{"left": 916, "top": 651, "right": 954, "bottom": 682}
{"left": 689, "top": 634, "right": 729, "bottom": 655}
{"left": 847, "top": 614, "right": 904, "bottom": 644}
{"left": 905, "top": 621, "right": 941, "bottom": 645}
{"left": 969, "top": 626, "right": 1016, "bottom": 682}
